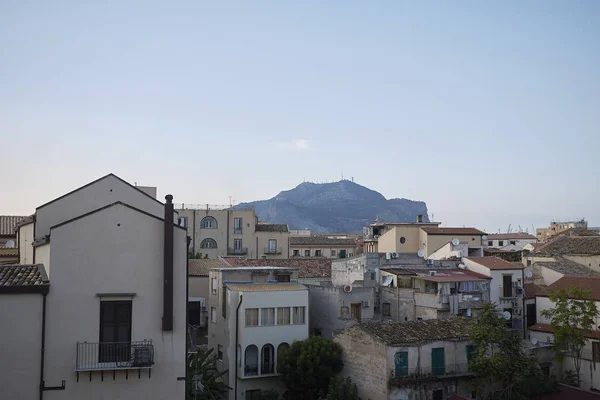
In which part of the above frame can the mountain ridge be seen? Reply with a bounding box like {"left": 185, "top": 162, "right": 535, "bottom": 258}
{"left": 239, "top": 180, "right": 429, "bottom": 233}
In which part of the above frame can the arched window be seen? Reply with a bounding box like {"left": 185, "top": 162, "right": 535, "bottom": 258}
{"left": 244, "top": 345, "right": 258, "bottom": 376}
{"left": 201, "top": 216, "right": 217, "bottom": 229}
{"left": 261, "top": 344, "right": 275, "bottom": 374}
{"left": 200, "top": 238, "right": 217, "bottom": 249}
{"left": 277, "top": 343, "right": 289, "bottom": 372}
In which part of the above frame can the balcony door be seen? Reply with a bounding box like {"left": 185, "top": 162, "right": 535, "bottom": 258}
{"left": 431, "top": 347, "right": 445, "bottom": 376}
{"left": 99, "top": 301, "right": 132, "bottom": 363}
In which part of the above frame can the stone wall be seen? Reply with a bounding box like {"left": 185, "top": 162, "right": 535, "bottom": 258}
{"left": 380, "top": 287, "right": 415, "bottom": 322}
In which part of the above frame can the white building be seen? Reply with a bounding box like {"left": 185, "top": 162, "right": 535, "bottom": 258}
{"left": 485, "top": 233, "right": 538, "bottom": 250}
{"left": 208, "top": 267, "right": 309, "bottom": 399}
{"left": 1, "top": 174, "right": 187, "bottom": 400}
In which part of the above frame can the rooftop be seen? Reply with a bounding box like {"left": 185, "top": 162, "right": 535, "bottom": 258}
{"left": 213, "top": 266, "right": 296, "bottom": 271}
{"left": 465, "top": 256, "right": 524, "bottom": 270}
{"left": 530, "top": 323, "right": 600, "bottom": 340}
{"left": 532, "top": 235, "right": 600, "bottom": 256}
{"left": 420, "top": 227, "right": 486, "bottom": 236}
{"left": 0, "top": 264, "right": 49, "bottom": 293}
{"left": 0, "top": 216, "right": 27, "bottom": 236}
{"left": 223, "top": 257, "right": 331, "bottom": 278}
{"left": 255, "top": 224, "right": 289, "bottom": 233}
{"left": 290, "top": 236, "right": 356, "bottom": 246}
{"left": 546, "top": 276, "right": 600, "bottom": 301}
{"left": 411, "top": 269, "right": 491, "bottom": 282}
{"left": 524, "top": 283, "right": 548, "bottom": 298}
{"left": 535, "top": 258, "right": 600, "bottom": 277}
{"left": 354, "top": 318, "right": 471, "bottom": 346}
{"left": 487, "top": 233, "right": 537, "bottom": 241}
{"left": 188, "top": 258, "right": 230, "bottom": 277}
{"left": 0, "top": 248, "right": 19, "bottom": 258}
{"left": 226, "top": 282, "right": 307, "bottom": 292}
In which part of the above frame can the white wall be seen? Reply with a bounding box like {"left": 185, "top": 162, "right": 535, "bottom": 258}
{"left": 35, "top": 243, "right": 51, "bottom": 277}
{"left": 0, "top": 293, "right": 43, "bottom": 399}
{"left": 43, "top": 204, "right": 186, "bottom": 400}
{"left": 18, "top": 222, "right": 34, "bottom": 264}
{"left": 540, "top": 266, "right": 565, "bottom": 285}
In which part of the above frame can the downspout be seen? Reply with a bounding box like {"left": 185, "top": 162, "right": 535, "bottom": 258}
{"left": 163, "top": 195, "right": 174, "bottom": 331}
{"left": 234, "top": 294, "right": 243, "bottom": 400}
{"left": 39, "top": 289, "right": 48, "bottom": 400}
{"left": 226, "top": 210, "right": 230, "bottom": 257}
{"left": 192, "top": 210, "right": 196, "bottom": 254}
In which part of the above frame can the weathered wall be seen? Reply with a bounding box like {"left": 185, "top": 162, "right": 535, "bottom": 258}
{"left": 256, "top": 230, "right": 290, "bottom": 259}
{"left": 189, "top": 276, "right": 208, "bottom": 298}
{"left": 380, "top": 287, "right": 415, "bottom": 322}
{"left": 563, "top": 255, "right": 600, "bottom": 271}
{"left": 332, "top": 253, "right": 379, "bottom": 287}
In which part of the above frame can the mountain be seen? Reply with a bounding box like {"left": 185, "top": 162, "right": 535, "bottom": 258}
{"left": 239, "top": 180, "right": 429, "bottom": 233}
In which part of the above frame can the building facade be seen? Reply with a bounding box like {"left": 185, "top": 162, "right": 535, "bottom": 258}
{"left": 290, "top": 236, "right": 357, "bottom": 259}
{"left": 485, "top": 233, "right": 537, "bottom": 250}
{"left": 536, "top": 219, "right": 588, "bottom": 241}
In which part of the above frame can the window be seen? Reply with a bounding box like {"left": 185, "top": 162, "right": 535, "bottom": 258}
{"left": 277, "top": 307, "right": 291, "bottom": 324}
{"left": 246, "top": 308, "right": 259, "bottom": 326}
{"left": 188, "top": 301, "right": 201, "bottom": 326}
{"left": 526, "top": 303, "right": 537, "bottom": 326}
{"left": 222, "top": 287, "right": 227, "bottom": 318}
{"left": 276, "top": 274, "right": 290, "bottom": 283}
{"left": 99, "top": 301, "right": 132, "bottom": 363}
{"left": 178, "top": 216, "right": 188, "bottom": 228}
{"left": 217, "top": 345, "right": 223, "bottom": 360}
{"left": 394, "top": 351, "right": 409, "bottom": 377}
{"left": 315, "top": 250, "right": 322, "bottom": 256}
{"left": 351, "top": 303, "right": 361, "bottom": 320}
{"left": 211, "top": 278, "right": 218, "bottom": 294}
{"left": 261, "top": 344, "right": 275, "bottom": 374}
{"left": 201, "top": 238, "right": 217, "bottom": 249}
{"left": 246, "top": 390, "right": 261, "bottom": 400}
{"left": 541, "top": 363, "right": 550, "bottom": 377}
{"left": 503, "top": 275, "right": 513, "bottom": 297}
{"left": 293, "top": 250, "right": 299, "bottom": 256}
{"left": 234, "top": 239, "right": 242, "bottom": 250}
{"left": 268, "top": 239, "right": 277, "bottom": 253}
{"left": 510, "top": 240, "right": 516, "bottom": 245}
{"left": 498, "top": 240, "right": 504, "bottom": 246}
{"left": 244, "top": 346, "right": 259, "bottom": 376}
{"left": 382, "top": 302, "right": 391, "bottom": 316}
{"left": 211, "top": 307, "right": 217, "bottom": 323}
{"left": 487, "top": 241, "right": 493, "bottom": 246}
{"left": 370, "top": 272, "right": 376, "bottom": 281}
{"left": 261, "top": 308, "right": 275, "bottom": 326}
{"left": 201, "top": 216, "right": 217, "bottom": 229}
{"left": 234, "top": 217, "right": 242, "bottom": 234}
{"left": 331, "top": 249, "right": 337, "bottom": 257}
{"left": 304, "top": 250, "right": 310, "bottom": 257}
{"left": 400, "top": 236, "right": 406, "bottom": 244}
{"left": 348, "top": 253, "right": 353, "bottom": 257}
{"left": 593, "top": 342, "right": 600, "bottom": 362}
{"left": 293, "top": 306, "right": 305, "bottom": 324}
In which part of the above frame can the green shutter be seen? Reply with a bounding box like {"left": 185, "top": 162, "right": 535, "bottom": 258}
{"left": 394, "top": 351, "right": 409, "bottom": 377}
{"left": 431, "top": 347, "right": 445, "bottom": 376}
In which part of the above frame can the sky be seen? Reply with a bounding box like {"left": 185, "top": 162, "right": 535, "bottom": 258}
{"left": 1, "top": 1, "right": 599, "bottom": 233}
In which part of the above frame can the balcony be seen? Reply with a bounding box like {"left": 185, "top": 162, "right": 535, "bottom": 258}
{"left": 229, "top": 247, "right": 248, "bottom": 255}
{"left": 76, "top": 341, "right": 154, "bottom": 371}
{"left": 390, "top": 363, "right": 472, "bottom": 385}
{"left": 244, "top": 364, "right": 258, "bottom": 377}
{"left": 234, "top": 228, "right": 243, "bottom": 234}
{"left": 264, "top": 247, "right": 282, "bottom": 255}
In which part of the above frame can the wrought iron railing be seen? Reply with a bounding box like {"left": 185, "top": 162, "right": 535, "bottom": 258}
{"left": 229, "top": 247, "right": 248, "bottom": 255}
{"left": 244, "top": 364, "right": 258, "bottom": 376}
{"left": 390, "top": 363, "right": 472, "bottom": 383}
{"left": 234, "top": 228, "right": 243, "bottom": 234}
{"left": 76, "top": 340, "right": 154, "bottom": 371}
{"left": 264, "top": 247, "right": 282, "bottom": 255}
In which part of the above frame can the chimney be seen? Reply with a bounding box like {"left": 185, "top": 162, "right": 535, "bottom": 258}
{"left": 163, "top": 194, "right": 174, "bottom": 331}
{"left": 416, "top": 214, "right": 424, "bottom": 223}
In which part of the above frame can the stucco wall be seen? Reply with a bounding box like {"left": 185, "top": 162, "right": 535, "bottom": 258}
{"left": 332, "top": 254, "right": 379, "bottom": 287}
{"left": 35, "top": 175, "right": 164, "bottom": 240}
{"left": 426, "top": 234, "right": 482, "bottom": 257}
{"left": 43, "top": 204, "right": 187, "bottom": 400}
{"left": 18, "top": 222, "right": 34, "bottom": 264}
{"left": 256, "top": 231, "right": 290, "bottom": 259}
{"left": 0, "top": 293, "right": 43, "bottom": 399}
{"left": 540, "top": 266, "right": 565, "bottom": 285}
{"left": 380, "top": 287, "right": 415, "bottom": 322}
{"left": 35, "top": 243, "right": 51, "bottom": 277}
{"left": 563, "top": 255, "right": 600, "bottom": 271}
{"left": 189, "top": 276, "right": 209, "bottom": 298}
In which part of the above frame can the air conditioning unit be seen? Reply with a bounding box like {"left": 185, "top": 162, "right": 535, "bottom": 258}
{"left": 391, "top": 252, "right": 398, "bottom": 259}
{"left": 426, "top": 259, "right": 434, "bottom": 266}
{"left": 374, "top": 235, "right": 380, "bottom": 239}
{"left": 516, "top": 288, "right": 523, "bottom": 296}
{"left": 362, "top": 300, "right": 370, "bottom": 308}
{"left": 513, "top": 281, "right": 521, "bottom": 288}
{"left": 429, "top": 271, "right": 437, "bottom": 276}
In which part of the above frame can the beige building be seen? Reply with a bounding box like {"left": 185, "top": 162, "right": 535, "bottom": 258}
{"left": 536, "top": 219, "right": 588, "bottom": 241}
{"left": 0, "top": 215, "right": 27, "bottom": 263}
{"left": 290, "top": 236, "right": 357, "bottom": 259}
{"left": 3, "top": 173, "right": 187, "bottom": 400}
{"left": 208, "top": 267, "right": 308, "bottom": 399}
{"left": 176, "top": 205, "right": 290, "bottom": 259}
{"left": 485, "top": 233, "right": 537, "bottom": 250}
{"left": 363, "top": 217, "right": 439, "bottom": 253}
{"left": 334, "top": 318, "right": 475, "bottom": 400}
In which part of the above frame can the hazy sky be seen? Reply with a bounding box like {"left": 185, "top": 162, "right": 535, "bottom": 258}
{"left": 1, "top": 1, "right": 599, "bottom": 233}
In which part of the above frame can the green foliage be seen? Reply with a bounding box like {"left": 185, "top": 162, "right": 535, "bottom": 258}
{"left": 277, "top": 336, "right": 344, "bottom": 400}
{"left": 189, "top": 252, "right": 204, "bottom": 259}
{"left": 560, "top": 369, "right": 579, "bottom": 387}
{"left": 319, "top": 376, "right": 360, "bottom": 400}
{"left": 541, "top": 287, "right": 599, "bottom": 387}
{"left": 260, "top": 390, "right": 281, "bottom": 400}
{"left": 187, "top": 348, "right": 231, "bottom": 399}
{"left": 469, "top": 303, "right": 548, "bottom": 400}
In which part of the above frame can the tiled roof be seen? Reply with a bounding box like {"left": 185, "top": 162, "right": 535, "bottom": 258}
{"left": 547, "top": 276, "right": 600, "bottom": 301}
{"left": 356, "top": 318, "right": 471, "bottom": 346}
{"left": 0, "top": 248, "right": 19, "bottom": 257}
{"left": 411, "top": 269, "right": 491, "bottom": 283}
{"left": 290, "top": 236, "right": 356, "bottom": 246}
{"left": 524, "top": 283, "right": 548, "bottom": 298}
{"left": 421, "top": 227, "right": 486, "bottom": 236}
{"left": 529, "top": 323, "right": 600, "bottom": 340}
{"left": 535, "top": 258, "right": 600, "bottom": 277}
{"left": 223, "top": 258, "right": 331, "bottom": 278}
{"left": 465, "top": 257, "right": 524, "bottom": 270}
{"left": 0, "top": 265, "right": 49, "bottom": 287}
{"left": 226, "top": 282, "right": 307, "bottom": 292}
{"left": 533, "top": 235, "right": 600, "bottom": 256}
{"left": 0, "top": 216, "right": 27, "bottom": 235}
{"left": 255, "top": 224, "right": 289, "bottom": 233}
{"left": 487, "top": 233, "right": 537, "bottom": 240}
{"left": 188, "top": 258, "right": 230, "bottom": 276}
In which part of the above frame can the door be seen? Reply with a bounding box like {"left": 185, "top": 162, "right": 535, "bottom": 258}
{"left": 431, "top": 347, "right": 445, "bottom": 376}
{"left": 351, "top": 303, "right": 361, "bottom": 320}
{"left": 394, "top": 351, "right": 409, "bottom": 377}
{"left": 503, "top": 275, "right": 513, "bottom": 297}
{"left": 466, "top": 344, "right": 477, "bottom": 370}
{"left": 339, "top": 249, "right": 346, "bottom": 258}
{"left": 99, "top": 301, "right": 132, "bottom": 363}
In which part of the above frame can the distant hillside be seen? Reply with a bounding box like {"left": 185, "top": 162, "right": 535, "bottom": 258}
{"left": 239, "top": 180, "right": 429, "bottom": 233}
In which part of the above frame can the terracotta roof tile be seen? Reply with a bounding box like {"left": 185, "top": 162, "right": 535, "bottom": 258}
{"left": 411, "top": 269, "right": 491, "bottom": 282}
{"left": 421, "top": 227, "right": 486, "bottom": 235}
{"left": 534, "top": 235, "right": 600, "bottom": 256}
{"left": 465, "top": 257, "right": 524, "bottom": 270}
{"left": 355, "top": 318, "right": 471, "bottom": 346}
{"left": 535, "top": 258, "right": 600, "bottom": 277}
{"left": 0, "top": 248, "right": 19, "bottom": 257}
{"left": 223, "top": 258, "right": 331, "bottom": 278}
{"left": 290, "top": 236, "right": 356, "bottom": 246}
{"left": 255, "top": 224, "right": 289, "bottom": 232}
{"left": 487, "top": 233, "right": 538, "bottom": 240}
{"left": 188, "top": 258, "right": 230, "bottom": 276}
{"left": 524, "top": 283, "right": 548, "bottom": 298}
{"left": 0, "top": 216, "right": 27, "bottom": 235}
{"left": 0, "top": 265, "right": 49, "bottom": 287}
{"left": 529, "top": 323, "right": 600, "bottom": 340}
{"left": 225, "top": 282, "right": 307, "bottom": 292}
{"left": 547, "top": 276, "right": 600, "bottom": 301}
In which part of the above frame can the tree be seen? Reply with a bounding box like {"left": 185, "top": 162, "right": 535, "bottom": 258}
{"left": 260, "top": 390, "right": 281, "bottom": 400}
{"left": 319, "top": 376, "right": 360, "bottom": 400}
{"left": 541, "top": 287, "right": 599, "bottom": 387}
{"left": 187, "top": 348, "right": 231, "bottom": 399}
{"left": 277, "top": 336, "right": 344, "bottom": 400}
{"left": 469, "top": 303, "right": 545, "bottom": 400}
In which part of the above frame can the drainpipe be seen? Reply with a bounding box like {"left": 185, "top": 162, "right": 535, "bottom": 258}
{"left": 163, "top": 195, "right": 174, "bottom": 331}
{"left": 39, "top": 289, "right": 48, "bottom": 400}
{"left": 234, "top": 294, "right": 243, "bottom": 400}
{"left": 226, "top": 210, "right": 230, "bottom": 257}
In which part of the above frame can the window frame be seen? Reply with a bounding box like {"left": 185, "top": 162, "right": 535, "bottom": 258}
{"left": 245, "top": 308, "right": 259, "bottom": 327}
{"left": 201, "top": 238, "right": 217, "bottom": 249}
{"left": 382, "top": 302, "right": 391, "bottom": 316}
{"left": 200, "top": 216, "right": 217, "bottom": 229}
{"left": 211, "top": 307, "right": 217, "bottom": 323}
{"left": 292, "top": 306, "right": 306, "bottom": 324}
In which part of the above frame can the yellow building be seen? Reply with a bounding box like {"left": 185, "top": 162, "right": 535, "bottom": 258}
{"left": 536, "top": 219, "right": 587, "bottom": 241}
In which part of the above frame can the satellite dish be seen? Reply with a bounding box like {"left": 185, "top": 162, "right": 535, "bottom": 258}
{"left": 343, "top": 284, "right": 353, "bottom": 293}
{"left": 531, "top": 337, "right": 538, "bottom": 346}
{"left": 451, "top": 238, "right": 460, "bottom": 246}
{"left": 458, "top": 263, "right": 466, "bottom": 270}
{"left": 4, "top": 240, "right": 15, "bottom": 248}
{"left": 525, "top": 270, "right": 533, "bottom": 278}
{"left": 417, "top": 249, "right": 425, "bottom": 258}
{"left": 502, "top": 311, "right": 511, "bottom": 320}
{"left": 482, "top": 235, "right": 488, "bottom": 241}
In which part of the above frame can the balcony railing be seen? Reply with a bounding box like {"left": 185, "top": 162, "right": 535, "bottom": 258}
{"left": 264, "top": 247, "right": 282, "bottom": 255}
{"left": 390, "top": 363, "right": 472, "bottom": 385}
{"left": 261, "top": 363, "right": 275, "bottom": 374}
{"left": 76, "top": 340, "right": 154, "bottom": 371}
{"left": 244, "top": 364, "right": 258, "bottom": 376}
{"left": 234, "top": 228, "right": 243, "bottom": 234}
{"left": 229, "top": 247, "right": 248, "bottom": 255}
